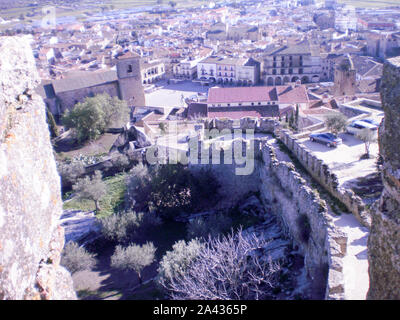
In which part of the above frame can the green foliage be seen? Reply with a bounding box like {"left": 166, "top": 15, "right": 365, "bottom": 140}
{"left": 99, "top": 211, "right": 161, "bottom": 243}
{"left": 61, "top": 242, "right": 96, "bottom": 274}
{"left": 127, "top": 164, "right": 220, "bottom": 219}
{"left": 111, "top": 242, "right": 157, "bottom": 284}
{"left": 72, "top": 171, "right": 107, "bottom": 214}
{"left": 62, "top": 93, "right": 130, "bottom": 143}
{"left": 157, "top": 239, "right": 203, "bottom": 288}
{"left": 46, "top": 107, "right": 59, "bottom": 138}
{"left": 325, "top": 114, "right": 348, "bottom": 135}
{"left": 57, "top": 160, "right": 85, "bottom": 186}
{"left": 187, "top": 213, "right": 233, "bottom": 239}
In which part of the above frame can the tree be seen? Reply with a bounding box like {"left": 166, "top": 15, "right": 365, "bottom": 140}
{"left": 57, "top": 160, "right": 85, "bottom": 186}
{"left": 187, "top": 213, "right": 233, "bottom": 239}
{"left": 73, "top": 171, "right": 107, "bottom": 214}
{"left": 46, "top": 107, "right": 59, "bottom": 138}
{"left": 62, "top": 93, "right": 130, "bottom": 143}
{"left": 325, "top": 114, "right": 348, "bottom": 135}
{"left": 161, "top": 229, "right": 281, "bottom": 300}
{"left": 61, "top": 242, "right": 96, "bottom": 274}
{"left": 157, "top": 239, "right": 204, "bottom": 289}
{"left": 357, "top": 128, "right": 377, "bottom": 159}
{"left": 99, "top": 211, "right": 161, "bottom": 243}
{"left": 111, "top": 242, "right": 157, "bottom": 284}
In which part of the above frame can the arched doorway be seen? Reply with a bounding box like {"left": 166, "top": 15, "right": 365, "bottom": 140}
{"left": 283, "top": 76, "right": 290, "bottom": 84}
{"left": 301, "top": 76, "right": 309, "bottom": 84}
{"left": 267, "top": 77, "right": 274, "bottom": 86}
{"left": 275, "top": 77, "right": 282, "bottom": 86}
{"left": 312, "top": 75, "right": 320, "bottom": 83}
{"left": 291, "top": 76, "right": 299, "bottom": 82}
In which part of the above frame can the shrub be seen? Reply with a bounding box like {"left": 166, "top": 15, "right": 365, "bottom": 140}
{"left": 57, "top": 160, "right": 85, "bottom": 186}
{"left": 61, "top": 242, "right": 96, "bottom": 274}
{"left": 187, "top": 213, "right": 233, "bottom": 239}
{"left": 157, "top": 239, "right": 204, "bottom": 289}
{"left": 111, "top": 242, "right": 157, "bottom": 284}
{"left": 161, "top": 229, "right": 281, "bottom": 300}
{"left": 127, "top": 164, "right": 220, "bottom": 219}
{"left": 99, "top": 211, "right": 162, "bottom": 243}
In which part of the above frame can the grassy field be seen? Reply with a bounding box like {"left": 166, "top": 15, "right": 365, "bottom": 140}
{"left": 63, "top": 172, "right": 127, "bottom": 218}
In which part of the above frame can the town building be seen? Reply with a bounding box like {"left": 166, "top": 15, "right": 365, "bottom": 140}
{"left": 202, "top": 83, "right": 309, "bottom": 119}
{"left": 38, "top": 52, "right": 145, "bottom": 118}
{"left": 263, "top": 41, "right": 323, "bottom": 86}
{"left": 197, "top": 56, "right": 261, "bottom": 85}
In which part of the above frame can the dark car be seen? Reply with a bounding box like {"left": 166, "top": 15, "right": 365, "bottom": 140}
{"left": 310, "top": 132, "right": 343, "bottom": 148}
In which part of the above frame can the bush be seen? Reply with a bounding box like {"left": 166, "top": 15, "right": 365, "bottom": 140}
{"left": 127, "top": 164, "right": 220, "bottom": 219}
{"left": 57, "top": 160, "right": 85, "bottom": 186}
{"left": 61, "top": 242, "right": 96, "bottom": 274}
{"left": 187, "top": 213, "right": 233, "bottom": 239}
{"left": 62, "top": 93, "right": 130, "bottom": 143}
{"left": 161, "top": 229, "right": 281, "bottom": 300}
{"left": 111, "top": 242, "right": 157, "bottom": 284}
{"left": 99, "top": 211, "right": 162, "bottom": 243}
{"left": 157, "top": 239, "right": 204, "bottom": 289}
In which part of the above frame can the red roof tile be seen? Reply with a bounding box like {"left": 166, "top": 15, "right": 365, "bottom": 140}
{"left": 207, "top": 85, "right": 309, "bottom": 104}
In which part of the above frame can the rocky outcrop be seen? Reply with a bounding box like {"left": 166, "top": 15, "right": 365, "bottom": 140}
{"left": 368, "top": 56, "right": 400, "bottom": 300}
{"left": 0, "top": 36, "right": 76, "bottom": 300}
{"left": 110, "top": 123, "right": 152, "bottom": 155}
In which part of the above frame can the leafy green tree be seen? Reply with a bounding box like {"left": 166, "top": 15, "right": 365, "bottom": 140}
{"left": 325, "top": 114, "right": 348, "bottom": 135}
{"left": 111, "top": 242, "right": 157, "bottom": 284}
{"left": 73, "top": 171, "right": 107, "bottom": 214}
{"left": 62, "top": 93, "right": 130, "bottom": 143}
{"left": 187, "top": 213, "right": 233, "bottom": 239}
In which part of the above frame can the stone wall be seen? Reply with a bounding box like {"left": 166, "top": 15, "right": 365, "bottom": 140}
{"left": 367, "top": 56, "right": 400, "bottom": 300}
{"left": 56, "top": 81, "right": 120, "bottom": 115}
{"left": 0, "top": 36, "right": 76, "bottom": 300}
{"left": 278, "top": 130, "right": 371, "bottom": 228}
{"left": 259, "top": 141, "right": 348, "bottom": 300}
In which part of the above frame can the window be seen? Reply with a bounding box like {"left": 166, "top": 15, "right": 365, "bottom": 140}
{"left": 281, "top": 69, "right": 285, "bottom": 75}
{"left": 127, "top": 65, "right": 133, "bottom": 73}
{"left": 299, "top": 68, "right": 303, "bottom": 74}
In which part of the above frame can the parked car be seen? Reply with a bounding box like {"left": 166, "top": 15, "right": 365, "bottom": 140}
{"left": 346, "top": 120, "right": 378, "bottom": 136}
{"left": 310, "top": 133, "right": 343, "bottom": 148}
{"left": 359, "top": 118, "right": 381, "bottom": 127}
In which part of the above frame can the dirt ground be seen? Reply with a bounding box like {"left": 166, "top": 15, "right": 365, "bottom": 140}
{"left": 72, "top": 221, "right": 187, "bottom": 300}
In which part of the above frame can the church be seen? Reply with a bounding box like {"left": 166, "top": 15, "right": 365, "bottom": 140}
{"left": 37, "top": 52, "right": 146, "bottom": 120}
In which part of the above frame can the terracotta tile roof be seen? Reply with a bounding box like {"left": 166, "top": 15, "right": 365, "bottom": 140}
{"left": 208, "top": 106, "right": 279, "bottom": 119}
{"left": 207, "top": 85, "right": 309, "bottom": 104}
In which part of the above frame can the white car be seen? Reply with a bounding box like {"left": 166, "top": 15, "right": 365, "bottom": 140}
{"left": 346, "top": 120, "right": 378, "bottom": 136}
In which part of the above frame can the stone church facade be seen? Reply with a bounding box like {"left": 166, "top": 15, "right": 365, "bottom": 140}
{"left": 38, "top": 52, "right": 145, "bottom": 119}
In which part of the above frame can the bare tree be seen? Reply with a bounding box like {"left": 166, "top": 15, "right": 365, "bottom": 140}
{"left": 111, "top": 242, "right": 157, "bottom": 284}
{"left": 161, "top": 229, "right": 281, "bottom": 300}
{"left": 72, "top": 171, "right": 107, "bottom": 214}
{"left": 357, "top": 128, "right": 377, "bottom": 158}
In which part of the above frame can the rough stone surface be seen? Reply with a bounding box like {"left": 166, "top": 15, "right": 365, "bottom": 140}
{"left": 0, "top": 36, "right": 76, "bottom": 300}
{"left": 368, "top": 57, "right": 400, "bottom": 300}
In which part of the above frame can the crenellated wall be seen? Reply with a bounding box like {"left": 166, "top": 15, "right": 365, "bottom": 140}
{"left": 278, "top": 130, "right": 371, "bottom": 228}
{"left": 367, "top": 56, "right": 400, "bottom": 300}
